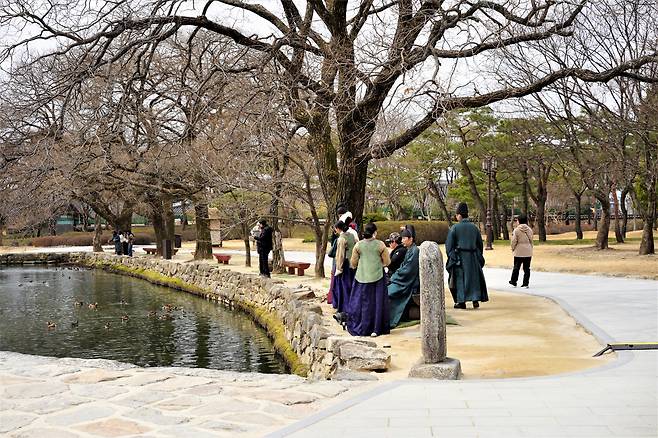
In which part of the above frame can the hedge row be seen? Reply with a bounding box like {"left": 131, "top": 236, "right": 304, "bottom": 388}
{"left": 372, "top": 220, "right": 450, "bottom": 245}
{"left": 31, "top": 233, "right": 153, "bottom": 247}
{"left": 29, "top": 227, "right": 198, "bottom": 247}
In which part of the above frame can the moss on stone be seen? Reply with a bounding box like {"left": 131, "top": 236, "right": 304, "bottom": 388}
{"left": 237, "top": 301, "right": 309, "bottom": 377}
{"left": 77, "top": 256, "right": 307, "bottom": 377}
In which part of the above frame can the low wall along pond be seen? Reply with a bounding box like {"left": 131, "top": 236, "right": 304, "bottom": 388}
{"left": 1, "top": 252, "right": 391, "bottom": 379}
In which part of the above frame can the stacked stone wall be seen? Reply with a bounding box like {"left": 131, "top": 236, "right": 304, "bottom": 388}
{"left": 2, "top": 252, "right": 391, "bottom": 380}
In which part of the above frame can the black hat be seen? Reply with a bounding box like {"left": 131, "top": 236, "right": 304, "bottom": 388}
{"left": 400, "top": 229, "right": 413, "bottom": 238}
{"left": 456, "top": 202, "right": 469, "bottom": 218}
{"left": 258, "top": 219, "right": 268, "bottom": 225}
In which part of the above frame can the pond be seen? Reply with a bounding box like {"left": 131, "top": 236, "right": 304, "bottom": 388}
{"left": 0, "top": 266, "right": 288, "bottom": 374}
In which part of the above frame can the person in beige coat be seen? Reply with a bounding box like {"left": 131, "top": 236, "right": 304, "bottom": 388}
{"left": 509, "top": 214, "right": 533, "bottom": 288}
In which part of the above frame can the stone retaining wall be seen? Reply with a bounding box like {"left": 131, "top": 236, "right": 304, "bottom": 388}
{"left": 1, "top": 252, "right": 390, "bottom": 380}
{"left": 0, "top": 252, "right": 70, "bottom": 265}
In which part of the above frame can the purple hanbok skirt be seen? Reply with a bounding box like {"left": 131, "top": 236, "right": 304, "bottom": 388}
{"left": 347, "top": 275, "right": 390, "bottom": 337}
{"left": 332, "top": 260, "right": 355, "bottom": 313}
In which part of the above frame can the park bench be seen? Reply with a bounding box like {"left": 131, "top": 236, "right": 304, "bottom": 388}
{"left": 143, "top": 247, "right": 178, "bottom": 256}
{"left": 213, "top": 253, "right": 232, "bottom": 264}
{"left": 283, "top": 261, "right": 311, "bottom": 276}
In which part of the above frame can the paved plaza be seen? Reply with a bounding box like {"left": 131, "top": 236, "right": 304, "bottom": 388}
{"left": 269, "top": 269, "right": 658, "bottom": 438}
{"left": 1, "top": 256, "right": 656, "bottom": 437}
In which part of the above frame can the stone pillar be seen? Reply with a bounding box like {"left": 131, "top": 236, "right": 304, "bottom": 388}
{"left": 408, "top": 241, "right": 461, "bottom": 379}
{"left": 419, "top": 240, "right": 446, "bottom": 363}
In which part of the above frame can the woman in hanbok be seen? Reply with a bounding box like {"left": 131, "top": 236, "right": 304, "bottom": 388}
{"left": 347, "top": 222, "right": 391, "bottom": 337}
{"left": 332, "top": 221, "right": 356, "bottom": 321}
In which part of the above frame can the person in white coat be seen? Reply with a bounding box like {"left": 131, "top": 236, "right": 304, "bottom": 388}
{"left": 509, "top": 214, "right": 533, "bottom": 288}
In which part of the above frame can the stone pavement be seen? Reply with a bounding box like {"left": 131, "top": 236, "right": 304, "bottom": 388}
{"left": 0, "top": 353, "right": 373, "bottom": 437}
{"left": 269, "top": 269, "right": 658, "bottom": 438}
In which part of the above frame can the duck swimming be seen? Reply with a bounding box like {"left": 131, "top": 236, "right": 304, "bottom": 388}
{"left": 147, "top": 310, "right": 157, "bottom": 318}
{"left": 46, "top": 321, "right": 56, "bottom": 329}
{"left": 121, "top": 314, "right": 129, "bottom": 322}
{"left": 88, "top": 303, "right": 98, "bottom": 310}
{"left": 74, "top": 300, "right": 84, "bottom": 307}
{"left": 71, "top": 320, "right": 79, "bottom": 327}
{"left": 104, "top": 322, "right": 111, "bottom": 329}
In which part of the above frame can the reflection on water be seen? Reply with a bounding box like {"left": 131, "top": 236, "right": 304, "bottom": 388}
{"left": 0, "top": 266, "right": 287, "bottom": 374}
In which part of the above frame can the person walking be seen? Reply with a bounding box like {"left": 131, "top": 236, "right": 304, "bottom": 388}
{"left": 126, "top": 230, "right": 135, "bottom": 257}
{"left": 347, "top": 222, "right": 391, "bottom": 337}
{"left": 120, "top": 231, "right": 131, "bottom": 256}
{"left": 445, "top": 202, "right": 488, "bottom": 309}
{"left": 254, "top": 219, "right": 273, "bottom": 278}
{"left": 509, "top": 214, "right": 533, "bottom": 288}
{"left": 110, "top": 230, "right": 121, "bottom": 255}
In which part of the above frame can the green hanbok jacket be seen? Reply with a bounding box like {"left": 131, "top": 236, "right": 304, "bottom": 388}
{"left": 445, "top": 219, "right": 488, "bottom": 304}
{"left": 388, "top": 243, "right": 420, "bottom": 328}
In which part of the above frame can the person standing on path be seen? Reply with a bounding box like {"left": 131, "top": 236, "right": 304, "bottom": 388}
{"left": 332, "top": 220, "right": 356, "bottom": 317}
{"left": 445, "top": 202, "right": 488, "bottom": 309}
{"left": 347, "top": 222, "right": 391, "bottom": 337}
{"left": 254, "top": 219, "right": 273, "bottom": 278}
{"left": 509, "top": 214, "right": 533, "bottom": 288}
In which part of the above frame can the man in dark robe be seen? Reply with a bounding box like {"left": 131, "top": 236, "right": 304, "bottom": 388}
{"left": 254, "top": 219, "right": 273, "bottom": 278}
{"left": 445, "top": 202, "right": 488, "bottom": 309}
{"left": 387, "top": 229, "right": 420, "bottom": 328}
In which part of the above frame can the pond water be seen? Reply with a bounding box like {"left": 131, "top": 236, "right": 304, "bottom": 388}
{"left": 0, "top": 266, "right": 288, "bottom": 374}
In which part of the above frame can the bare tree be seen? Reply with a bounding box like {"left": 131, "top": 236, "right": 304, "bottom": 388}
{"left": 1, "top": 0, "right": 655, "bottom": 230}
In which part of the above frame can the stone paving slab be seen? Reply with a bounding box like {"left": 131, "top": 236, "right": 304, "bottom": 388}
{"left": 269, "top": 270, "right": 658, "bottom": 437}
{"left": 0, "top": 351, "right": 372, "bottom": 437}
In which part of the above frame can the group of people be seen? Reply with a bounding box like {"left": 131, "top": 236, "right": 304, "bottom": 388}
{"left": 109, "top": 230, "right": 135, "bottom": 257}
{"left": 329, "top": 202, "right": 534, "bottom": 338}
{"left": 328, "top": 206, "right": 425, "bottom": 337}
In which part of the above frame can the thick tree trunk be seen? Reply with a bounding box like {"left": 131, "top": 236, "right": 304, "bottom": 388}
{"left": 427, "top": 180, "right": 452, "bottom": 225}
{"left": 150, "top": 207, "right": 165, "bottom": 255}
{"left": 270, "top": 178, "right": 286, "bottom": 273}
{"left": 194, "top": 203, "right": 212, "bottom": 260}
{"left": 314, "top": 221, "right": 330, "bottom": 278}
{"left": 636, "top": 174, "right": 656, "bottom": 255}
{"left": 241, "top": 222, "right": 251, "bottom": 267}
{"left": 458, "top": 156, "right": 487, "bottom": 228}
{"left": 48, "top": 217, "right": 57, "bottom": 236}
{"left": 620, "top": 188, "right": 629, "bottom": 239}
{"left": 521, "top": 165, "right": 530, "bottom": 217}
{"left": 535, "top": 201, "right": 547, "bottom": 242}
{"left": 595, "top": 195, "right": 611, "bottom": 250}
{"left": 335, "top": 159, "right": 369, "bottom": 233}
{"left": 164, "top": 201, "right": 175, "bottom": 242}
{"left": 592, "top": 197, "right": 598, "bottom": 231}
{"left": 574, "top": 194, "right": 583, "bottom": 240}
{"left": 114, "top": 209, "right": 133, "bottom": 232}
{"left": 92, "top": 213, "right": 103, "bottom": 252}
{"left": 611, "top": 187, "right": 624, "bottom": 243}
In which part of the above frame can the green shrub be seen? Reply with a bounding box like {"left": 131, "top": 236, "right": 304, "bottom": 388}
{"left": 363, "top": 212, "right": 388, "bottom": 223}
{"left": 27, "top": 226, "right": 198, "bottom": 247}
{"left": 370, "top": 220, "right": 450, "bottom": 244}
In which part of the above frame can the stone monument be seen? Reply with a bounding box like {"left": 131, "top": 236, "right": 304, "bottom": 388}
{"left": 408, "top": 241, "right": 461, "bottom": 379}
{"left": 208, "top": 207, "right": 222, "bottom": 247}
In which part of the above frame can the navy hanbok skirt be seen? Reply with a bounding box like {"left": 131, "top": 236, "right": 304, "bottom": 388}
{"left": 347, "top": 275, "right": 390, "bottom": 337}
{"left": 332, "top": 260, "right": 355, "bottom": 313}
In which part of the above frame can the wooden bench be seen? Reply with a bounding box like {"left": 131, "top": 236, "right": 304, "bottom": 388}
{"left": 283, "top": 261, "right": 311, "bottom": 276}
{"left": 143, "top": 247, "right": 178, "bottom": 256}
{"left": 213, "top": 253, "right": 232, "bottom": 264}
